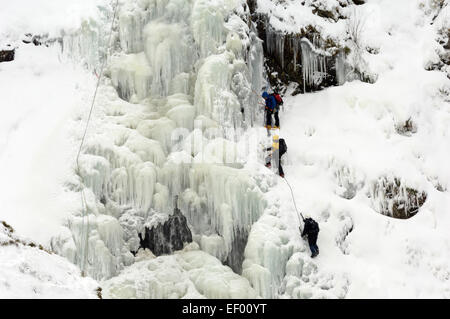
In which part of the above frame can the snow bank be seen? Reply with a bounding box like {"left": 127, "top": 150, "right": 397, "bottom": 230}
{"left": 0, "top": 221, "right": 99, "bottom": 298}
{"left": 0, "top": 42, "right": 97, "bottom": 244}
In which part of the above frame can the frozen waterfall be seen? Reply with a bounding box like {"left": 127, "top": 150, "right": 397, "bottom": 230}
{"left": 52, "top": 0, "right": 268, "bottom": 285}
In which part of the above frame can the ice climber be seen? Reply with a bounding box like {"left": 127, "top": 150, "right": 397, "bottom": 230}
{"left": 265, "top": 135, "right": 287, "bottom": 178}
{"left": 262, "top": 91, "right": 280, "bottom": 129}
{"left": 301, "top": 217, "right": 320, "bottom": 258}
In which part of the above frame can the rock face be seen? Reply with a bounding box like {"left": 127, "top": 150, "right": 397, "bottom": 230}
{"left": 139, "top": 206, "right": 193, "bottom": 256}
{"left": 22, "top": 33, "right": 53, "bottom": 46}
{"left": 0, "top": 47, "right": 15, "bottom": 63}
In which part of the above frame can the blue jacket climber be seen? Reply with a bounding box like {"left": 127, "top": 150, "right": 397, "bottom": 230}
{"left": 262, "top": 91, "right": 277, "bottom": 111}
{"left": 262, "top": 91, "right": 279, "bottom": 129}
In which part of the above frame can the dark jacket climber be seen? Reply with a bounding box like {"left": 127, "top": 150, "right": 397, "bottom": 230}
{"left": 265, "top": 135, "right": 286, "bottom": 177}
{"left": 301, "top": 217, "right": 320, "bottom": 258}
{"left": 262, "top": 91, "right": 279, "bottom": 129}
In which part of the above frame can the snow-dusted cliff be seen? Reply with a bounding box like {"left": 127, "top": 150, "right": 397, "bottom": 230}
{"left": 0, "top": 221, "right": 99, "bottom": 298}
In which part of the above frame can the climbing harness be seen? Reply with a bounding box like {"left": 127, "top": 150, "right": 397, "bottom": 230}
{"left": 75, "top": 0, "right": 120, "bottom": 277}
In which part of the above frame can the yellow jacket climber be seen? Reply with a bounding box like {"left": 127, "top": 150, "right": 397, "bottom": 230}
{"left": 265, "top": 135, "right": 287, "bottom": 178}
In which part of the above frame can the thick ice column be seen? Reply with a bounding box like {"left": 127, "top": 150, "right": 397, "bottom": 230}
{"left": 168, "top": 164, "right": 267, "bottom": 272}
{"left": 247, "top": 27, "right": 264, "bottom": 125}
{"left": 52, "top": 196, "right": 131, "bottom": 281}
{"left": 144, "top": 22, "right": 195, "bottom": 97}
{"left": 242, "top": 213, "right": 296, "bottom": 298}
{"left": 78, "top": 154, "right": 111, "bottom": 199}
{"left": 118, "top": 0, "right": 150, "bottom": 53}
{"left": 300, "top": 38, "right": 329, "bottom": 92}
{"left": 194, "top": 52, "right": 244, "bottom": 127}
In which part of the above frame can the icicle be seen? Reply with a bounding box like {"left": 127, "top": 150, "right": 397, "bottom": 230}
{"left": 292, "top": 37, "right": 300, "bottom": 72}
{"left": 335, "top": 50, "right": 346, "bottom": 85}
{"left": 300, "top": 38, "right": 330, "bottom": 92}
{"left": 265, "top": 23, "right": 285, "bottom": 69}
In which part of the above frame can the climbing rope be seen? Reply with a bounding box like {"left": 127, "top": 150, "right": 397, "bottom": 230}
{"left": 282, "top": 177, "right": 305, "bottom": 224}
{"left": 76, "top": 0, "right": 120, "bottom": 277}
{"left": 254, "top": 89, "right": 305, "bottom": 227}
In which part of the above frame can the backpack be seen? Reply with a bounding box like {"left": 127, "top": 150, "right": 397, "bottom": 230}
{"left": 271, "top": 93, "right": 284, "bottom": 108}
{"left": 306, "top": 218, "right": 319, "bottom": 234}
{"left": 279, "top": 138, "right": 287, "bottom": 155}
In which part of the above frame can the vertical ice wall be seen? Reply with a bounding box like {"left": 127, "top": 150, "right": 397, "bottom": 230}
{"left": 53, "top": 0, "right": 267, "bottom": 280}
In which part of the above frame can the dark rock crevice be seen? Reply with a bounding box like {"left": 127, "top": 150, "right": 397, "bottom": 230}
{"left": 396, "top": 117, "right": 418, "bottom": 136}
{"left": 0, "top": 46, "right": 15, "bottom": 63}
{"left": 137, "top": 206, "right": 193, "bottom": 256}
{"left": 223, "top": 228, "right": 249, "bottom": 275}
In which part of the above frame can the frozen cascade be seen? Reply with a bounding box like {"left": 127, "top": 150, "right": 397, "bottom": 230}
{"left": 52, "top": 0, "right": 267, "bottom": 283}
{"left": 103, "top": 243, "right": 259, "bottom": 299}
